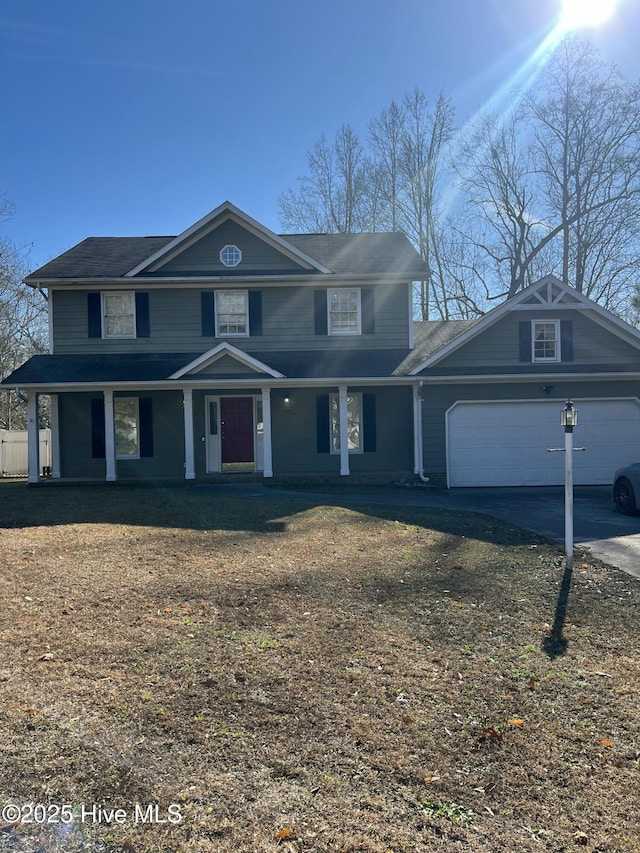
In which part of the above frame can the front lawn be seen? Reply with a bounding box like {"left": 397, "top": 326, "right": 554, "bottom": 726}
{"left": 0, "top": 483, "right": 637, "bottom": 852}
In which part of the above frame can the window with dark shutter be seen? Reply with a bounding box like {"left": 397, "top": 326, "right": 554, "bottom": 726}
{"left": 248, "top": 291, "right": 262, "bottom": 336}
{"left": 316, "top": 394, "right": 330, "bottom": 453}
{"left": 560, "top": 320, "right": 573, "bottom": 361}
{"left": 91, "top": 398, "right": 106, "bottom": 458}
{"left": 135, "top": 292, "right": 150, "bottom": 337}
{"left": 363, "top": 393, "right": 376, "bottom": 452}
{"left": 361, "top": 288, "right": 375, "bottom": 335}
{"left": 314, "top": 291, "right": 328, "bottom": 336}
{"left": 139, "top": 398, "right": 154, "bottom": 457}
{"left": 201, "top": 292, "right": 216, "bottom": 336}
{"left": 519, "top": 322, "right": 532, "bottom": 362}
{"left": 88, "top": 293, "right": 102, "bottom": 338}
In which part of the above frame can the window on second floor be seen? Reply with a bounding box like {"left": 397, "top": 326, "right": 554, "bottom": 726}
{"left": 88, "top": 291, "right": 150, "bottom": 339}
{"left": 532, "top": 320, "right": 560, "bottom": 362}
{"left": 215, "top": 290, "right": 248, "bottom": 336}
{"left": 328, "top": 288, "right": 361, "bottom": 335}
{"left": 103, "top": 292, "right": 136, "bottom": 338}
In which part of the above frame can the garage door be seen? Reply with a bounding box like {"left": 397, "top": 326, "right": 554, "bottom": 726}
{"left": 447, "top": 399, "right": 640, "bottom": 487}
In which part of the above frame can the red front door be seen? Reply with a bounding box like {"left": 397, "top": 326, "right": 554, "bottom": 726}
{"left": 220, "top": 397, "right": 254, "bottom": 464}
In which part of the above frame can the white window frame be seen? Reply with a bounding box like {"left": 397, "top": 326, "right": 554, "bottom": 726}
{"left": 328, "top": 288, "right": 361, "bottom": 336}
{"left": 330, "top": 392, "right": 363, "bottom": 454}
{"left": 114, "top": 397, "right": 140, "bottom": 459}
{"left": 102, "top": 291, "right": 136, "bottom": 339}
{"left": 532, "top": 319, "right": 561, "bottom": 363}
{"left": 215, "top": 290, "right": 249, "bottom": 337}
{"left": 220, "top": 244, "right": 242, "bottom": 267}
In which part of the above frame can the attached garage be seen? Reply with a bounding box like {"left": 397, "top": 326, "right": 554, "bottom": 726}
{"left": 446, "top": 398, "right": 640, "bottom": 487}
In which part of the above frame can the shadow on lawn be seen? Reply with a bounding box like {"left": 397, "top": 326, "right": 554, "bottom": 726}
{"left": 542, "top": 559, "right": 573, "bottom": 659}
{"left": 0, "top": 482, "right": 549, "bottom": 551}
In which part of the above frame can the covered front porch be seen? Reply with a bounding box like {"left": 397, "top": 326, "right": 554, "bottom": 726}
{"left": 23, "top": 381, "right": 422, "bottom": 484}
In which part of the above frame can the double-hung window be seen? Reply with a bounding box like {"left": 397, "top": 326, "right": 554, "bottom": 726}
{"left": 532, "top": 320, "right": 560, "bottom": 362}
{"left": 114, "top": 397, "right": 139, "bottom": 459}
{"left": 216, "top": 290, "right": 248, "bottom": 336}
{"left": 328, "top": 288, "right": 361, "bottom": 335}
{"left": 102, "top": 292, "right": 135, "bottom": 338}
{"left": 330, "top": 392, "right": 363, "bottom": 453}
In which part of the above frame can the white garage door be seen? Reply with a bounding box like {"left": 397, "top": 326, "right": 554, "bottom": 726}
{"left": 447, "top": 399, "right": 640, "bottom": 487}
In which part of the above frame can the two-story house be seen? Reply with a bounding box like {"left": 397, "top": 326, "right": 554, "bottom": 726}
{"left": 4, "top": 201, "right": 640, "bottom": 487}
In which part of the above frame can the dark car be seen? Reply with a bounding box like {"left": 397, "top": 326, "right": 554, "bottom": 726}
{"left": 613, "top": 463, "right": 640, "bottom": 514}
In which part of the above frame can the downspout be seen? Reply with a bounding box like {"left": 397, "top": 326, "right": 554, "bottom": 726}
{"left": 416, "top": 380, "right": 429, "bottom": 483}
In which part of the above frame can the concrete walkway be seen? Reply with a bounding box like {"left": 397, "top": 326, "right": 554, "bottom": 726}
{"left": 194, "top": 483, "right": 640, "bottom": 580}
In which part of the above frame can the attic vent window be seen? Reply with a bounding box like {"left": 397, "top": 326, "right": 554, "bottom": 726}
{"left": 220, "top": 245, "right": 242, "bottom": 267}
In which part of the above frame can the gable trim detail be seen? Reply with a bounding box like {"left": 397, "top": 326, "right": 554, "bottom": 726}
{"left": 124, "top": 201, "right": 332, "bottom": 277}
{"left": 409, "top": 275, "right": 640, "bottom": 374}
{"left": 168, "top": 342, "right": 286, "bottom": 380}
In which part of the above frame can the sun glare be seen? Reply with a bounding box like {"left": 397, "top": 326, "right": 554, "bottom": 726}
{"left": 560, "top": 0, "right": 618, "bottom": 29}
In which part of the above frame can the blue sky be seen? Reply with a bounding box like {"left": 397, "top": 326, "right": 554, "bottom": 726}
{"left": 2, "top": 0, "right": 639, "bottom": 272}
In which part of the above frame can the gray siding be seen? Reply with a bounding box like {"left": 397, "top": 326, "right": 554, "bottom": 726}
{"left": 52, "top": 281, "right": 411, "bottom": 355}
{"left": 271, "top": 386, "right": 414, "bottom": 475}
{"left": 59, "top": 393, "right": 106, "bottom": 479}
{"left": 154, "top": 220, "right": 308, "bottom": 274}
{"left": 433, "top": 310, "right": 640, "bottom": 371}
{"left": 422, "top": 378, "right": 640, "bottom": 478}
{"left": 59, "top": 391, "right": 185, "bottom": 479}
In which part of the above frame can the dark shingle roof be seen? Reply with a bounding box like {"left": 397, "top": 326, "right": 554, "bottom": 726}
{"left": 395, "top": 320, "right": 480, "bottom": 373}
{"left": 3, "top": 349, "right": 413, "bottom": 385}
{"left": 26, "top": 232, "right": 427, "bottom": 281}
{"left": 26, "top": 237, "right": 173, "bottom": 280}
{"left": 284, "top": 232, "right": 428, "bottom": 277}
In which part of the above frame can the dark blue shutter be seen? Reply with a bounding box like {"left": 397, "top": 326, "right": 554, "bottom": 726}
{"left": 135, "top": 292, "right": 150, "bottom": 337}
{"left": 201, "top": 292, "right": 215, "bottom": 336}
{"left": 314, "top": 291, "right": 328, "bottom": 335}
{"left": 316, "top": 394, "right": 330, "bottom": 453}
{"left": 139, "top": 398, "right": 154, "bottom": 457}
{"left": 363, "top": 393, "right": 377, "bottom": 452}
{"left": 88, "top": 293, "right": 102, "bottom": 338}
{"left": 91, "top": 398, "right": 105, "bottom": 458}
{"left": 519, "top": 322, "right": 532, "bottom": 362}
{"left": 560, "top": 320, "right": 573, "bottom": 361}
{"left": 249, "top": 291, "right": 262, "bottom": 336}
{"left": 361, "top": 288, "right": 375, "bottom": 334}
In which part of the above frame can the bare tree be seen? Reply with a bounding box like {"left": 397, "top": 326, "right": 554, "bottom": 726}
{"left": 279, "top": 125, "right": 374, "bottom": 233}
{"left": 0, "top": 198, "right": 48, "bottom": 429}
{"left": 457, "top": 36, "right": 640, "bottom": 309}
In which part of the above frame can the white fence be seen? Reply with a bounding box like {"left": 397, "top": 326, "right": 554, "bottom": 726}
{"left": 0, "top": 430, "right": 52, "bottom": 477}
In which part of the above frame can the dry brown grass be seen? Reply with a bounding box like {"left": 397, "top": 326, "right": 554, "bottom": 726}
{"left": 0, "top": 482, "right": 638, "bottom": 853}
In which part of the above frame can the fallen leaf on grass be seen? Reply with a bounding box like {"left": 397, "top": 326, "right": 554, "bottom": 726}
{"left": 601, "top": 738, "right": 614, "bottom": 748}
{"left": 508, "top": 718, "right": 525, "bottom": 727}
{"left": 276, "top": 827, "right": 294, "bottom": 841}
{"left": 529, "top": 677, "right": 537, "bottom": 691}
{"left": 402, "top": 715, "right": 416, "bottom": 724}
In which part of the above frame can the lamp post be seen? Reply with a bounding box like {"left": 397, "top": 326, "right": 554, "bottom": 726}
{"left": 560, "top": 400, "right": 578, "bottom": 570}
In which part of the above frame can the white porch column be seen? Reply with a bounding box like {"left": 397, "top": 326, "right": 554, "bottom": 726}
{"left": 26, "top": 393, "right": 40, "bottom": 484}
{"left": 50, "top": 394, "right": 61, "bottom": 478}
{"left": 104, "top": 390, "right": 117, "bottom": 482}
{"left": 413, "top": 384, "right": 423, "bottom": 475}
{"left": 338, "top": 384, "right": 350, "bottom": 476}
{"left": 261, "top": 387, "right": 273, "bottom": 478}
{"left": 183, "top": 389, "right": 195, "bottom": 480}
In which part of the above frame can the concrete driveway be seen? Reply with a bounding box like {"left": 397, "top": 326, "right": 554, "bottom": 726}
{"left": 412, "top": 486, "right": 640, "bottom": 580}
{"left": 196, "top": 483, "right": 640, "bottom": 580}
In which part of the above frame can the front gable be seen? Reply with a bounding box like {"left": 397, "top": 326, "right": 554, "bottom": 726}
{"left": 169, "top": 342, "right": 285, "bottom": 380}
{"left": 126, "top": 201, "right": 331, "bottom": 278}
{"left": 411, "top": 276, "right": 640, "bottom": 376}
